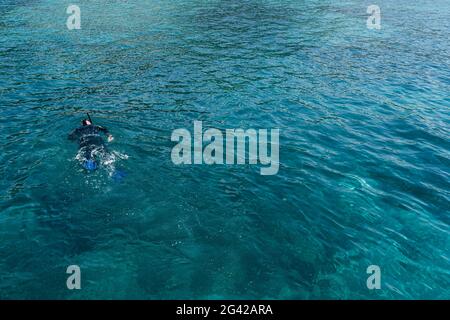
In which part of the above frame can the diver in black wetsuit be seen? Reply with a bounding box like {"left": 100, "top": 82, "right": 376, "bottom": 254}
{"left": 68, "top": 117, "right": 114, "bottom": 170}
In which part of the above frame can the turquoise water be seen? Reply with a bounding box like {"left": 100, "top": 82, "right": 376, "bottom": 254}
{"left": 0, "top": 0, "right": 449, "bottom": 299}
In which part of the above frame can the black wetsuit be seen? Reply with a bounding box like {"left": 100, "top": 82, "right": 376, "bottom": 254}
{"left": 68, "top": 125, "right": 110, "bottom": 160}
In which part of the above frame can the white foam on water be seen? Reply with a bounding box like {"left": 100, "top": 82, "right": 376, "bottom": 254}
{"left": 74, "top": 147, "right": 129, "bottom": 179}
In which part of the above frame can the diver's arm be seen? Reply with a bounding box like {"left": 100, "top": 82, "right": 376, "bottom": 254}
{"left": 98, "top": 126, "right": 114, "bottom": 142}
{"left": 68, "top": 128, "right": 79, "bottom": 141}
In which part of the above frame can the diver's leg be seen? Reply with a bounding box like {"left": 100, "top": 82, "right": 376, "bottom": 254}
{"left": 81, "top": 145, "right": 98, "bottom": 170}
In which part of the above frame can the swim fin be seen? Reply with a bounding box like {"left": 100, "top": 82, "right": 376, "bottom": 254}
{"left": 112, "top": 169, "right": 127, "bottom": 182}
{"left": 83, "top": 159, "right": 98, "bottom": 171}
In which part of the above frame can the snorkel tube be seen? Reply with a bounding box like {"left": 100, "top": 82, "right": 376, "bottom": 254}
{"left": 86, "top": 112, "right": 93, "bottom": 124}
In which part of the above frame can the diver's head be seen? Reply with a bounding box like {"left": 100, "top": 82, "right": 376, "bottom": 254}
{"left": 82, "top": 119, "right": 92, "bottom": 126}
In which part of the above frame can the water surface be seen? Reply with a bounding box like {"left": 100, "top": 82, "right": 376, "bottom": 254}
{"left": 0, "top": 0, "right": 449, "bottom": 299}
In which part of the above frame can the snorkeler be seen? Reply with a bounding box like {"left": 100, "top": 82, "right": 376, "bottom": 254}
{"left": 68, "top": 114, "right": 114, "bottom": 171}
